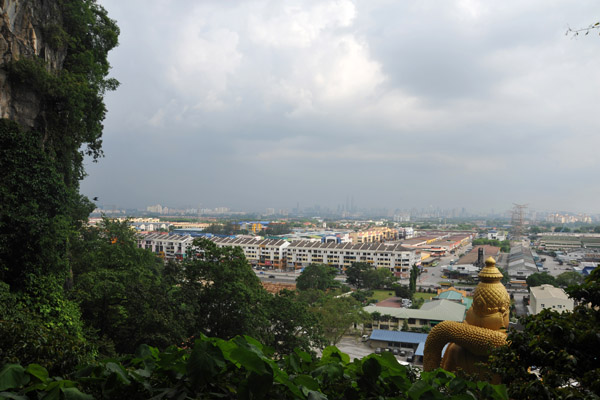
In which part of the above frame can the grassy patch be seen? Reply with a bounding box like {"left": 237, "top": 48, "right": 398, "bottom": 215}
{"left": 414, "top": 292, "right": 435, "bottom": 301}
{"left": 368, "top": 289, "right": 397, "bottom": 302}
{"left": 367, "top": 290, "right": 437, "bottom": 305}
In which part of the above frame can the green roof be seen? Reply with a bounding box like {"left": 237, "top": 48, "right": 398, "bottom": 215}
{"left": 437, "top": 291, "right": 463, "bottom": 301}
{"left": 364, "top": 300, "right": 465, "bottom": 322}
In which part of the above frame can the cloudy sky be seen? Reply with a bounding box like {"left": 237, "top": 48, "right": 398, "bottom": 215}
{"left": 81, "top": 0, "right": 600, "bottom": 214}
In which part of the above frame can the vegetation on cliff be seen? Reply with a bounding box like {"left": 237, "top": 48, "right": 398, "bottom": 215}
{"left": 1, "top": 0, "right": 119, "bottom": 374}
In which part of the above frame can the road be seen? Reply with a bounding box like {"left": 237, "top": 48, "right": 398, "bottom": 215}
{"left": 416, "top": 250, "right": 469, "bottom": 289}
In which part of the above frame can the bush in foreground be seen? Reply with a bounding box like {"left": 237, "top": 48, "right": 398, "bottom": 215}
{"left": 1, "top": 335, "right": 507, "bottom": 400}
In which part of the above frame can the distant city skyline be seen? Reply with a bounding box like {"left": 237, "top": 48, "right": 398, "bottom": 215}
{"left": 82, "top": 1, "right": 600, "bottom": 214}
{"left": 92, "top": 201, "right": 600, "bottom": 221}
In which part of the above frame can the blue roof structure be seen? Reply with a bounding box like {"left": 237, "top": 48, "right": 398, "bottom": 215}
{"left": 415, "top": 342, "right": 425, "bottom": 356}
{"left": 369, "top": 329, "right": 428, "bottom": 344}
{"left": 582, "top": 266, "right": 597, "bottom": 276}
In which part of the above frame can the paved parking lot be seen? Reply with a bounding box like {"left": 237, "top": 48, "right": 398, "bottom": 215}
{"left": 331, "top": 336, "right": 415, "bottom": 367}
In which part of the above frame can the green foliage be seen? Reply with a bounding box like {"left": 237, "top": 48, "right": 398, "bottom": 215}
{"left": 1, "top": 336, "right": 509, "bottom": 399}
{"left": 5, "top": 0, "right": 119, "bottom": 185}
{"left": 263, "top": 289, "right": 326, "bottom": 355}
{"left": 491, "top": 267, "right": 600, "bottom": 399}
{"left": 393, "top": 284, "right": 413, "bottom": 300}
{"left": 201, "top": 222, "right": 236, "bottom": 235}
{"left": 409, "top": 298, "right": 425, "bottom": 309}
{"left": 409, "top": 264, "right": 419, "bottom": 293}
{"left": 0, "top": 0, "right": 120, "bottom": 375}
{"left": 528, "top": 226, "right": 542, "bottom": 234}
{"left": 472, "top": 239, "right": 510, "bottom": 253}
{"left": 69, "top": 218, "right": 182, "bottom": 355}
{"left": 0, "top": 122, "right": 90, "bottom": 371}
{"left": 296, "top": 264, "right": 339, "bottom": 291}
{"left": 310, "top": 295, "right": 368, "bottom": 346}
{"left": 525, "top": 272, "right": 557, "bottom": 288}
{"left": 263, "top": 223, "right": 293, "bottom": 235}
{"left": 350, "top": 289, "right": 374, "bottom": 304}
{"left": 555, "top": 271, "right": 584, "bottom": 288}
{"left": 0, "top": 122, "right": 75, "bottom": 291}
{"left": 177, "top": 238, "right": 272, "bottom": 342}
{"left": 345, "top": 262, "right": 370, "bottom": 289}
{"left": 0, "top": 283, "right": 93, "bottom": 377}
{"left": 402, "top": 319, "right": 410, "bottom": 331}
{"left": 347, "top": 262, "right": 394, "bottom": 290}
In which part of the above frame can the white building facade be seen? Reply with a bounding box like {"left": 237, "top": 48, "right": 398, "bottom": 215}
{"left": 529, "top": 284, "right": 574, "bottom": 314}
{"left": 286, "top": 240, "right": 418, "bottom": 277}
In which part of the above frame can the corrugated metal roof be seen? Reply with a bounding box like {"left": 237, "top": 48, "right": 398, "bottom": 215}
{"left": 364, "top": 299, "right": 466, "bottom": 322}
{"left": 287, "top": 240, "right": 412, "bottom": 252}
{"left": 415, "top": 342, "right": 425, "bottom": 356}
{"left": 369, "top": 329, "right": 428, "bottom": 344}
{"left": 437, "top": 291, "right": 464, "bottom": 301}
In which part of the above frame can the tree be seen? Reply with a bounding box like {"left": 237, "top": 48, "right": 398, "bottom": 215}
{"left": 491, "top": 266, "right": 600, "bottom": 398}
{"left": 5, "top": 0, "right": 119, "bottom": 185}
{"left": 364, "top": 267, "right": 394, "bottom": 290}
{"left": 526, "top": 272, "right": 557, "bottom": 288}
{"left": 346, "top": 262, "right": 393, "bottom": 290}
{"left": 409, "top": 264, "right": 419, "bottom": 293}
{"left": 556, "top": 271, "right": 584, "bottom": 288}
{"left": 0, "top": 0, "right": 119, "bottom": 372}
{"left": 393, "top": 284, "right": 413, "bottom": 300}
{"left": 472, "top": 239, "right": 510, "bottom": 253}
{"left": 345, "top": 262, "right": 371, "bottom": 289}
{"left": 263, "top": 289, "right": 325, "bottom": 355}
{"left": 296, "top": 263, "right": 339, "bottom": 291}
{"left": 0, "top": 122, "right": 92, "bottom": 373}
{"left": 176, "top": 239, "right": 271, "bottom": 341}
{"left": 311, "top": 295, "right": 368, "bottom": 345}
{"left": 350, "top": 289, "right": 374, "bottom": 304}
{"left": 529, "top": 226, "right": 542, "bottom": 234}
{"left": 402, "top": 319, "right": 410, "bottom": 331}
{"left": 262, "top": 223, "right": 292, "bottom": 236}
{"left": 69, "top": 218, "right": 182, "bottom": 355}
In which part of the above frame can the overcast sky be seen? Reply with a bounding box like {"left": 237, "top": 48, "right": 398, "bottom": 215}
{"left": 81, "top": 0, "right": 600, "bottom": 214}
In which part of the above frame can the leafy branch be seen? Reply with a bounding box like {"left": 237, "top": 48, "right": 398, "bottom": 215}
{"left": 566, "top": 22, "right": 600, "bottom": 37}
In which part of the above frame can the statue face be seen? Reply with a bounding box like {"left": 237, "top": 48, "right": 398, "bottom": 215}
{"left": 465, "top": 307, "right": 508, "bottom": 330}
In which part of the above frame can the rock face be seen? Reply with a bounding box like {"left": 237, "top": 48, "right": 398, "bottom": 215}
{"left": 0, "top": 0, "right": 65, "bottom": 129}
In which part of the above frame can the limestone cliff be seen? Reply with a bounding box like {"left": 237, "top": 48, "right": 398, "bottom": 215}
{"left": 0, "top": 0, "right": 65, "bottom": 129}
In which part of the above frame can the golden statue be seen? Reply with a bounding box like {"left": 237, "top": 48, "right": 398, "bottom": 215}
{"left": 423, "top": 257, "right": 509, "bottom": 378}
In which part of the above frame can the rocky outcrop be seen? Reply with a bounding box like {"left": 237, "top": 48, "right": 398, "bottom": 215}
{"left": 0, "top": 0, "right": 65, "bottom": 129}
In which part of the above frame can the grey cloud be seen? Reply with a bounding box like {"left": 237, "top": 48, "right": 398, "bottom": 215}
{"left": 83, "top": 0, "right": 600, "bottom": 214}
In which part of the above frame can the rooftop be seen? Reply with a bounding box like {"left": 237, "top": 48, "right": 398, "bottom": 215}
{"left": 369, "top": 329, "right": 428, "bottom": 344}
{"left": 530, "top": 284, "right": 570, "bottom": 300}
{"left": 457, "top": 245, "right": 500, "bottom": 265}
{"left": 287, "top": 240, "right": 412, "bottom": 252}
{"left": 364, "top": 299, "right": 465, "bottom": 322}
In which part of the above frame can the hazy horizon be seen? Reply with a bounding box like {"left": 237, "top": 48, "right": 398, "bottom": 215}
{"left": 82, "top": 1, "right": 600, "bottom": 214}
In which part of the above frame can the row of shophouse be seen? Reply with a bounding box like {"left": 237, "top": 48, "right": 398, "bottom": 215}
{"left": 136, "top": 233, "right": 420, "bottom": 277}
